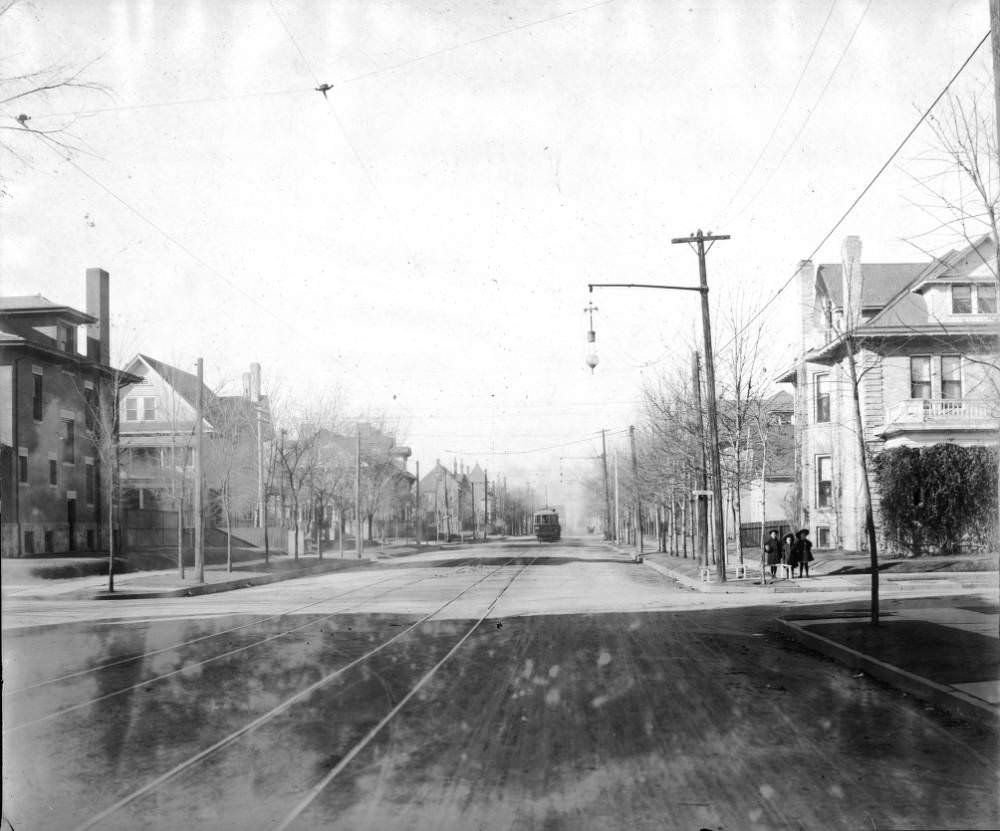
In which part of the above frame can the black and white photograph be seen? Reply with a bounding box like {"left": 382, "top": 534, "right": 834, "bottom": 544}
{"left": 1, "top": 1, "right": 998, "bottom": 828}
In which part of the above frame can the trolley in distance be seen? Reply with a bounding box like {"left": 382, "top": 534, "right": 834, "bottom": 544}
{"left": 532, "top": 508, "right": 561, "bottom": 542}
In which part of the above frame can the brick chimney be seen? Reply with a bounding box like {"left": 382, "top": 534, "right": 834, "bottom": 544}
{"left": 85, "top": 268, "right": 110, "bottom": 365}
{"left": 250, "top": 362, "right": 261, "bottom": 402}
{"left": 841, "top": 236, "right": 863, "bottom": 330}
{"left": 796, "top": 259, "right": 819, "bottom": 352}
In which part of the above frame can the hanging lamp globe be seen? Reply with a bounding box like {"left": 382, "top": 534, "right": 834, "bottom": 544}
{"left": 585, "top": 353, "right": 599, "bottom": 373}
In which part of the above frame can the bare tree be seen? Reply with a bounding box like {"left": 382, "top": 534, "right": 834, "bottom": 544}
{"left": 716, "top": 291, "right": 768, "bottom": 564}
{"left": 0, "top": 1, "right": 110, "bottom": 166}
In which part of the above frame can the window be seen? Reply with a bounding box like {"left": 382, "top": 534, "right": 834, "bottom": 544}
{"left": 18, "top": 452, "right": 28, "bottom": 484}
{"left": 814, "top": 374, "right": 831, "bottom": 423}
{"left": 84, "top": 385, "right": 96, "bottom": 432}
{"left": 44, "top": 530, "right": 53, "bottom": 553}
{"left": 63, "top": 419, "right": 75, "bottom": 464}
{"left": 32, "top": 370, "right": 43, "bottom": 421}
{"left": 24, "top": 531, "right": 35, "bottom": 555}
{"left": 817, "top": 456, "right": 833, "bottom": 508}
{"left": 143, "top": 396, "right": 156, "bottom": 421}
{"left": 817, "top": 526, "right": 831, "bottom": 548}
{"left": 125, "top": 398, "right": 137, "bottom": 421}
{"left": 978, "top": 283, "right": 997, "bottom": 313}
{"left": 941, "top": 355, "right": 962, "bottom": 400}
{"left": 952, "top": 284, "right": 972, "bottom": 314}
{"left": 49, "top": 459, "right": 58, "bottom": 486}
{"left": 910, "top": 357, "right": 931, "bottom": 399}
{"left": 85, "top": 462, "right": 96, "bottom": 505}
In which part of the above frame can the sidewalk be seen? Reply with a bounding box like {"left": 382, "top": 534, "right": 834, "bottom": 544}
{"left": 622, "top": 543, "right": 999, "bottom": 725}
{"left": 0, "top": 542, "right": 438, "bottom": 601}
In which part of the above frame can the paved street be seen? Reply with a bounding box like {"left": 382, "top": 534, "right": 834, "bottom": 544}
{"left": 3, "top": 538, "right": 998, "bottom": 830}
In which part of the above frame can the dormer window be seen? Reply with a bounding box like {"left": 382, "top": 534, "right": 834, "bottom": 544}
{"left": 952, "top": 283, "right": 996, "bottom": 314}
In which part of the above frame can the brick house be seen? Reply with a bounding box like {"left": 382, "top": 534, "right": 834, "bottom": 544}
{"left": 777, "top": 235, "right": 999, "bottom": 551}
{"left": 1, "top": 269, "right": 139, "bottom": 556}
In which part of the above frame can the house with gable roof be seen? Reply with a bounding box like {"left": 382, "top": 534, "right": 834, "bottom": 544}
{"left": 777, "top": 235, "right": 999, "bottom": 552}
{"left": 117, "top": 354, "right": 270, "bottom": 547}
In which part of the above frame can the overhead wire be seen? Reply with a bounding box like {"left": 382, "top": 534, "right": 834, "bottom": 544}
{"left": 712, "top": 0, "right": 839, "bottom": 228}
{"left": 726, "top": 0, "right": 872, "bottom": 226}
{"left": 715, "top": 28, "right": 991, "bottom": 357}
{"left": 31, "top": 0, "right": 616, "bottom": 123}
{"left": 443, "top": 427, "right": 629, "bottom": 457}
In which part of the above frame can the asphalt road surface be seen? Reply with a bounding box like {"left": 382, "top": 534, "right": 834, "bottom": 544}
{"left": 3, "top": 538, "right": 998, "bottom": 830}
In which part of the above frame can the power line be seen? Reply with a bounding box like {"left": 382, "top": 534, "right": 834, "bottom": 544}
{"left": 713, "top": 0, "right": 839, "bottom": 228}
{"left": 32, "top": 0, "right": 615, "bottom": 122}
{"left": 727, "top": 0, "right": 872, "bottom": 226}
{"left": 717, "top": 28, "right": 991, "bottom": 356}
{"left": 443, "top": 428, "right": 628, "bottom": 457}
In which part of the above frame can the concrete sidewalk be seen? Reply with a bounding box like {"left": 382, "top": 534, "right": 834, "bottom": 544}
{"left": 0, "top": 543, "right": 444, "bottom": 601}
{"left": 624, "top": 543, "right": 999, "bottom": 725}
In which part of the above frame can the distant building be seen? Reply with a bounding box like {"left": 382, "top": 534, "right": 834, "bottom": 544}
{"left": 777, "top": 235, "right": 999, "bottom": 551}
{"left": 0, "top": 269, "right": 139, "bottom": 556}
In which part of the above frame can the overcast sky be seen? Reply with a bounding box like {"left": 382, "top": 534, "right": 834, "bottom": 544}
{"left": 0, "top": 0, "right": 991, "bottom": 507}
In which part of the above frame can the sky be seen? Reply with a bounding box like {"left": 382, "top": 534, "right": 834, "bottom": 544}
{"left": 0, "top": 0, "right": 992, "bottom": 515}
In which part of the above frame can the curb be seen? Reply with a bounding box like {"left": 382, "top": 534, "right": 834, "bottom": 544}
{"left": 87, "top": 558, "right": 379, "bottom": 600}
{"left": 779, "top": 617, "right": 1000, "bottom": 726}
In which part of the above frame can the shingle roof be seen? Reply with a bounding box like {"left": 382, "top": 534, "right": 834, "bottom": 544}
{"left": 133, "top": 353, "right": 218, "bottom": 414}
{"left": 816, "top": 263, "right": 926, "bottom": 310}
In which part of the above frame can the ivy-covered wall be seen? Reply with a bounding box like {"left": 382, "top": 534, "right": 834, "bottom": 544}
{"left": 873, "top": 444, "right": 998, "bottom": 556}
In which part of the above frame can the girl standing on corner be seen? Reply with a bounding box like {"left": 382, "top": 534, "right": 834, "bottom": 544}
{"left": 794, "top": 528, "right": 814, "bottom": 577}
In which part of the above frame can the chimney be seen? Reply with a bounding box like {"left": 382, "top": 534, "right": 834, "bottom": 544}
{"left": 250, "top": 362, "right": 261, "bottom": 402}
{"left": 85, "top": 268, "right": 110, "bottom": 365}
{"left": 796, "top": 259, "right": 819, "bottom": 352}
{"left": 841, "top": 236, "right": 863, "bottom": 330}
{"left": 242, "top": 372, "right": 252, "bottom": 399}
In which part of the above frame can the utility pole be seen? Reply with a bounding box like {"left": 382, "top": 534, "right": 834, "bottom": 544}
{"left": 194, "top": 357, "right": 204, "bottom": 583}
{"left": 629, "top": 425, "right": 643, "bottom": 557}
{"left": 483, "top": 469, "right": 488, "bottom": 542}
{"left": 415, "top": 460, "right": 421, "bottom": 547}
{"left": 672, "top": 229, "right": 729, "bottom": 582}
{"left": 600, "top": 429, "right": 613, "bottom": 542}
{"left": 692, "top": 351, "right": 709, "bottom": 567}
{"left": 613, "top": 451, "right": 620, "bottom": 543}
{"left": 355, "top": 426, "right": 362, "bottom": 559}
{"left": 471, "top": 481, "right": 477, "bottom": 540}
{"left": 992, "top": 0, "right": 1000, "bottom": 180}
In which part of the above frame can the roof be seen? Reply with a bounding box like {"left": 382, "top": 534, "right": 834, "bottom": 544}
{"left": 133, "top": 353, "right": 217, "bottom": 413}
{"left": 816, "top": 263, "right": 926, "bottom": 310}
{"left": 0, "top": 293, "right": 96, "bottom": 324}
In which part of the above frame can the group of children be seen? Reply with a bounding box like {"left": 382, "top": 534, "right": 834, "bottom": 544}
{"left": 762, "top": 528, "right": 814, "bottom": 580}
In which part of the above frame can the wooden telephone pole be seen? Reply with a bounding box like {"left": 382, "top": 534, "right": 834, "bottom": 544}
{"left": 671, "top": 230, "right": 730, "bottom": 582}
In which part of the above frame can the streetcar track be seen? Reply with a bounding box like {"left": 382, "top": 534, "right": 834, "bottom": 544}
{"left": 69, "top": 557, "right": 523, "bottom": 831}
{"left": 3, "top": 567, "right": 457, "bottom": 734}
{"left": 2, "top": 572, "right": 407, "bottom": 697}
{"left": 4, "top": 555, "right": 484, "bottom": 697}
{"left": 274, "top": 556, "right": 537, "bottom": 830}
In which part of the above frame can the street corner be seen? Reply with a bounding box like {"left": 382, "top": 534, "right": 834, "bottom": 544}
{"left": 778, "top": 610, "right": 1000, "bottom": 727}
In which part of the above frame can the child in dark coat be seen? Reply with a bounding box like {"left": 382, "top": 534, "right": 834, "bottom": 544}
{"left": 792, "top": 529, "right": 814, "bottom": 577}
{"left": 763, "top": 529, "right": 782, "bottom": 579}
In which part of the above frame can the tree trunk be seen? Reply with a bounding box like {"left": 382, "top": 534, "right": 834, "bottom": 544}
{"left": 846, "top": 342, "right": 880, "bottom": 625}
{"left": 225, "top": 490, "right": 233, "bottom": 573}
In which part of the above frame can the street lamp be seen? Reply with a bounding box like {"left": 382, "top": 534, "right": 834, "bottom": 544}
{"left": 584, "top": 302, "right": 599, "bottom": 373}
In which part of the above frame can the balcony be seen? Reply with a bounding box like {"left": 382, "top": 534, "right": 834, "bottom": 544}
{"left": 879, "top": 398, "right": 999, "bottom": 446}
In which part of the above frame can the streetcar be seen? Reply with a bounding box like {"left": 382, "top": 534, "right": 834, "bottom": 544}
{"left": 532, "top": 508, "right": 561, "bottom": 542}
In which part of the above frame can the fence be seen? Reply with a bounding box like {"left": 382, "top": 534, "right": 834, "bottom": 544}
{"left": 739, "top": 521, "right": 793, "bottom": 549}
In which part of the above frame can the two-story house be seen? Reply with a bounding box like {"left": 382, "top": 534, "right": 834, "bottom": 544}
{"left": 117, "top": 355, "right": 269, "bottom": 548}
{"left": 1, "top": 269, "right": 139, "bottom": 556}
{"left": 777, "top": 235, "right": 999, "bottom": 551}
